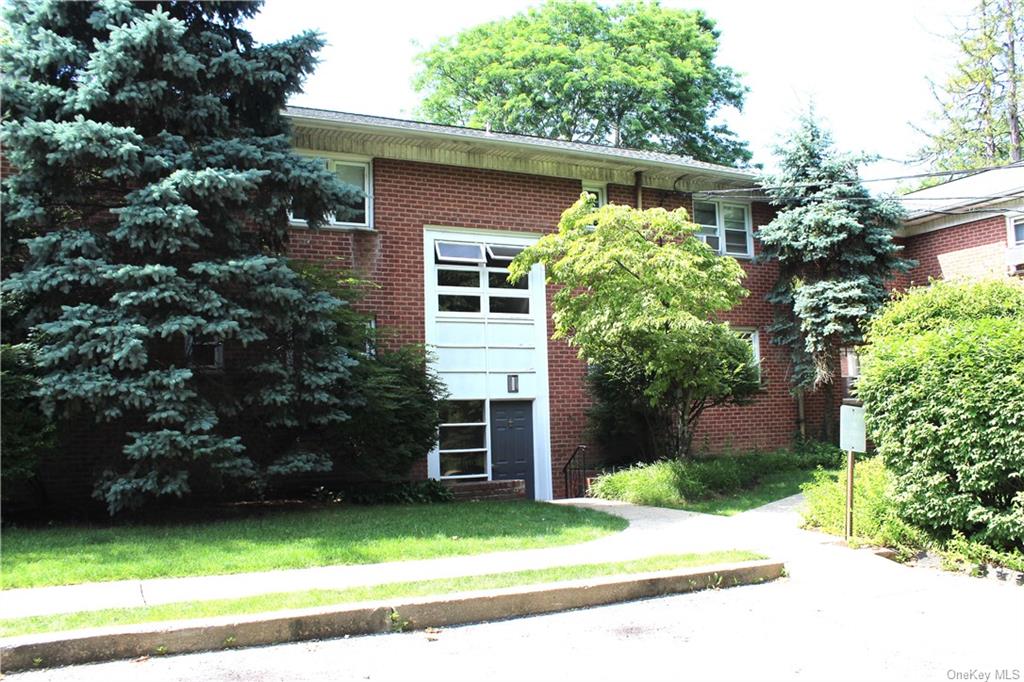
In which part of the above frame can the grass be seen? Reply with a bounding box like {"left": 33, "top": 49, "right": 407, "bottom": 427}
{"left": 682, "top": 469, "right": 818, "bottom": 516}
{"left": 589, "top": 442, "right": 844, "bottom": 515}
{"left": 0, "top": 501, "right": 628, "bottom": 590}
{"left": 0, "top": 550, "right": 764, "bottom": 638}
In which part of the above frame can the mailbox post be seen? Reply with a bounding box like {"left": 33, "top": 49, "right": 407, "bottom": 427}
{"left": 839, "top": 398, "right": 866, "bottom": 541}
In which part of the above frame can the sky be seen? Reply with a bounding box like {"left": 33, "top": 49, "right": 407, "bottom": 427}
{"left": 246, "top": 0, "right": 978, "bottom": 192}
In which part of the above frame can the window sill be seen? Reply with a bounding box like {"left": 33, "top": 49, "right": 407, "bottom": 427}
{"left": 289, "top": 220, "right": 376, "bottom": 233}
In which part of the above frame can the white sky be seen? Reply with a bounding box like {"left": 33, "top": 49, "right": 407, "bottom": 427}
{"left": 247, "top": 0, "right": 977, "bottom": 192}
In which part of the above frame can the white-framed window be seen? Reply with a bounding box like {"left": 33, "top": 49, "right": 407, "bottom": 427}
{"left": 582, "top": 183, "right": 607, "bottom": 207}
{"left": 693, "top": 200, "right": 753, "bottom": 258}
{"left": 290, "top": 155, "right": 373, "bottom": 229}
{"left": 733, "top": 327, "right": 760, "bottom": 375}
{"left": 1013, "top": 216, "right": 1024, "bottom": 246}
{"left": 185, "top": 335, "right": 224, "bottom": 370}
{"left": 438, "top": 399, "right": 489, "bottom": 479}
{"left": 434, "top": 240, "right": 530, "bottom": 317}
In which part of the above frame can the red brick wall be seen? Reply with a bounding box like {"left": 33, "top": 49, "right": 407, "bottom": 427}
{"left": 287, "top": 161, "right": 824, "bottom": 496}
{"left": 895, "top": 216, "right": 1008, "bottom": 288}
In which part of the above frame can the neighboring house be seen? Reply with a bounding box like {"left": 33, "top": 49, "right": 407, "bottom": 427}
{"left": 283, "top": 107, "right": 833, "bottom": 501}
{"left": 840, "top": 164, "right": 1024, "bottom": 398}
{"left": 894, "top": 164, "right": 1024, "bottom": 285}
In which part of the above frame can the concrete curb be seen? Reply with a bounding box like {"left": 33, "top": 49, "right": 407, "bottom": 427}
{"left": 1, "top": 559, "right": 783, "bottom": 673}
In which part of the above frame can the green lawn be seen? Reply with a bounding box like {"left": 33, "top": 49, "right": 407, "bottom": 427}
{"left": 0, "top": 501, "right": 627, "bottom": 590}
{"left": 682, "top": 469, "right": 818, "bottom": 516}
{"left": 0, "top": 550, "right": 764, "bottom": 638}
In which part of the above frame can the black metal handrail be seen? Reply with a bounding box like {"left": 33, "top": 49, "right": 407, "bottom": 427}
{"left": 562, "top": 444, "right": 589, "bottom": 498}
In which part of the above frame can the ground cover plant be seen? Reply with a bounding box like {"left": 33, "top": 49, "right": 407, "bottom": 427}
{"left": 588, "top": 442, "right": 842, "bottom": 514}
{"left": 0, "top": 501, "right": 627, "bottom": 589}
{"left": 0, "top": 550, "right": 765, "bottom": 637}
{"left": 801, "top": 457, "right": 1024, "bottom": 572}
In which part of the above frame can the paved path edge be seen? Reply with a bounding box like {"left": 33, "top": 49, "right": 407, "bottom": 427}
{"left": 1, "top": 559, "right": 784, "bottom": 673}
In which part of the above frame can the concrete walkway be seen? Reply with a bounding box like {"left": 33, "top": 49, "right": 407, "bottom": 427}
{"left": 0, "top": 494, "right": 992, "bottom": 621}
{"left": 10, "top": 494, "right": 1024, "bottom": 682}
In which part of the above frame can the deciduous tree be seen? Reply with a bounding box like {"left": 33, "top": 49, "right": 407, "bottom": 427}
{"left": 917, "top": 0, "right": 1023, "bottom": 170}
{"left": 413, "top": 0, "right": 750, "bottom": 166}
{"left": 509, "top": 196, "right": 760, "bottom": 458}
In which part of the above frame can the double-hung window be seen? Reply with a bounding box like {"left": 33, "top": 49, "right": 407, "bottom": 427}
{"left": 291, "top": 156, "right": 372, "bottom": 228}
{"left": 434, "top": 240, "right": 530, "bottom": 316}
{"left": 693, "top": 200, "right": 753, "bottom": 258}
{"left": 733, "top": 328, "right": 761, "bottom": 377}
{"left": 1014, "top": 216, "right": 1024, "bottom": 246}
{"left": 582, "top": 183, "right": 607, "bottom": 207}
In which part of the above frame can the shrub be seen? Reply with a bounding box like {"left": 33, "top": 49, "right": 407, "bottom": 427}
{"left": 801, "top": 458, "right": 1024, "bottom": 571}
{"left": 280, "top": 264, "right": 445, "bottom": 487}
{"left": 584, "top": 366, "right": 661, "bottom": 466}
{"left": 588, "top": 461, "right": 685, "bottom": 507}
{"left": 800, "top": 457, "right": 927, "bottom": 557}
{"left": 314, "top": 480, "right": 454, "bottom": 506}
{"left": 589, "top": 442, "right": 843, "bottom": 508}
{"left": 857, "top": 279, "right": 1024, "bottom": 552}
{"left": 328, "top": 344, "right": 447, "bottom": 481}
{"left": 0, "top": 344, "right": 55, "bottom": 505}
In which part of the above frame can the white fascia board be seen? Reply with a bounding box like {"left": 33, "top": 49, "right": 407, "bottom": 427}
{"left": 285, "top": 113, "right": 757, "bottom": 187}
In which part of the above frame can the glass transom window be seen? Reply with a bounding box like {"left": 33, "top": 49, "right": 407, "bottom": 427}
{"left": 434, "top": 240, "right": 531, "bottom": 317}
{"left": 693, "top": 200, "right": 753, "bottom": 258}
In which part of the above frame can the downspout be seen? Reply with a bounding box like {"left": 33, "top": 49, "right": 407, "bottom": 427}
{"left": 634, "top": 170, "right": 643, "bottom": 209}
{"left": 796, "top": 391, "right": 806, "bottom": 438}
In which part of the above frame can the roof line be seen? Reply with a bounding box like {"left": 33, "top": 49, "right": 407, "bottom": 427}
{"left": 283, "top": 106, "right": 757, "bottom": 183}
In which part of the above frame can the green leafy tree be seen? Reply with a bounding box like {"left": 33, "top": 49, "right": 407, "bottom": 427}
{"left": 413, "top": 0, "right": 750, "bottom": 166}
{"left": 857, "top": 279, "right": 1024, "bottom": 551}
{"left": 916, "top": 0, "right": 1022, "bottom": 170}
{"left": 0, "top": 1, "right": 363, "bottom": 513}
{"left": 509, "top": 196, "right": 761, "bottom": 458}
{"left": 756, "top": 115, "right": 912, "bottom": 432}
{"left": 292, "top": 265, "right": 447, "bottom": 483}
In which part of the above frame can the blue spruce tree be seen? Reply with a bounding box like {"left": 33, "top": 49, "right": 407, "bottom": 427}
{"left": 1, "top": 0, "right": 364, "bottom": 513}
{"left": 756, "top": 115, "right": 913, "bottom": 434}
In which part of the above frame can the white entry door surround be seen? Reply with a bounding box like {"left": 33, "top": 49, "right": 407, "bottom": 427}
{"left": 423, "top": 226, "right": 553, "bottom": 500}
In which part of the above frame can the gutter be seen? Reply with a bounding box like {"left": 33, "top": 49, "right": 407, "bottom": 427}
{"left": 284, "top": 113, "right": 758, "bottom": 187}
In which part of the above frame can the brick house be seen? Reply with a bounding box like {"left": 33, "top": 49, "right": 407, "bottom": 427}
{"left": 894, "top": 164, "right": 1024, "bottom": 285}
{"left": 282, "top": 107, "right": 834, "bottom": 500}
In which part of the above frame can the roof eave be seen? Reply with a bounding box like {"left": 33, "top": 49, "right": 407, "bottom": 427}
{"left": 284, "top": 112, "right": 757, "bottom": 187}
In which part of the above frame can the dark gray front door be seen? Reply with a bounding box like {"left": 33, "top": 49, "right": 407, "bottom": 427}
{"left": 490, "top": 401, "right": 535, "bottom": 498}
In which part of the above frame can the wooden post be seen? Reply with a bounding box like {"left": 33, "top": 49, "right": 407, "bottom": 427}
{"left": 845, "top": 448, "right": 855, "bottom": 541}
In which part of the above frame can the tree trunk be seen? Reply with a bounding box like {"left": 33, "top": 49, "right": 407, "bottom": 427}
{"left": 821, "top": 379, "right": 836, "bottom": 441}
{"left": 1006, "top": 0, "right": 1022, "bottom": 161}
